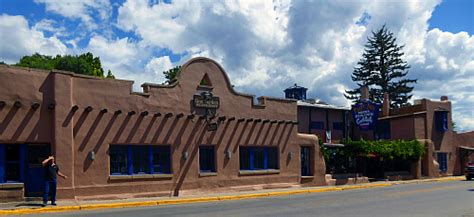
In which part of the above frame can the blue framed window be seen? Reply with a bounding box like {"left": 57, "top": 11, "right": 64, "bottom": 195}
{"left": 153, "top": 146, "right": 171, "bottom": 174}
{"left": 240, "top": 147, "right": 279, "bottom": 170}
{"left": 310, "top": 121, "right": 324, "bottom": 130}
{"left": 435, "top": 111, "right": 448, "bottom": 132}
{"left": 332, "top": 122, "right": 344, "bottom": 131}
{"left": 0, "top": 144, "right": 26, "bottom": 183}
{"left": 199, "top": 146, "right": 216, "bottom": 172}
{"left": 110, "top": 145, "right": 171, "bottom": 175}
{"left": 110, "top": 146, "right": 129, "bottom": 175}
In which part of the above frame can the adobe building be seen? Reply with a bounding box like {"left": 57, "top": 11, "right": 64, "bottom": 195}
{"left": 288, "top": 85, "right": 474, "bottom": 181}
{"left": 0, "top": 57, "right": 326, "bottom": 202}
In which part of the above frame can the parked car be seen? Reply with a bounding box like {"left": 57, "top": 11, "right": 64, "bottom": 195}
{"left": 465, "top": 162, "right": 474, "bottom": 180}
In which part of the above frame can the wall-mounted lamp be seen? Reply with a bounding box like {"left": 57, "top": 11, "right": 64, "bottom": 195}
{"left": 288, "top": 152, "right": 293, "bottom": 160}
{"left": 31, "top": 102, "right": 40, "bottom": 110}
{"left": 225, "top": 150, "right": 232, "bottom": 159}
{"left": 88, "top": 151, "right": 95, "bottom": 161}
{"left": 14, "top": 101, "right": 22, "bottom": 108}
{"left": 183, "top": 151, "right": 189, "bottom": 160}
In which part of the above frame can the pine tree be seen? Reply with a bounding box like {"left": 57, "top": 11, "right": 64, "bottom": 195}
{"left": 345, "top": 25, "right": 416, "bottom": 108}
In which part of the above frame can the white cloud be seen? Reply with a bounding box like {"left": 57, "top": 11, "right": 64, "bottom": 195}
{"left": 145, "top": 56, "right": 173, "bottom": 84}
{"left": 112, "top": 0, "right": 473, "bottom": 131}
{"left": 0, "top": 14, "right": 67, "bottom": 64}
{"left": 33, "top": 0, "right": 112, "bottom": 30}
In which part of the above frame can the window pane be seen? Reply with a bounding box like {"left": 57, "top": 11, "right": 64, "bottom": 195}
{"left": 240, "top": 147, "right": 250, "bottom": 170}
{"left": 254, "top": 148, "right": 265, "bottom": 169}
{"left": 110, "top": 146, "right": 128, "bottom": 175}
{"left": 5, "top": 163, "right": 20, "bottom": 182}
{"left": 153, "top": 146, "right": 171, "bottom": 174}
{"left": 199, "top": 146, "right": 215, "bottom": 172}
{"left": 267, "top": 147, "right": 278, "bottom": 169}
{"left": 133, "top": 146, "right": 150, "bottom": 174}
{"left": 5, "top": 145, "right": 19, "bottom": 162}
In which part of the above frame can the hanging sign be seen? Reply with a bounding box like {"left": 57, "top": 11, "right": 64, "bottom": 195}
{"left": 351, "top": 100, "right": 381, "bottom": 131}
{"left": 193, "top": 94, "right": 220, "bottom": 109}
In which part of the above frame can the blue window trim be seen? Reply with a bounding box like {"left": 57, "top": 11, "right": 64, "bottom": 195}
{"left": 110, "top": 145, "right": 172, "bottom": 176}
{"left": 435, "top": 111, "right": 448, "bottom": 132}
{"left": 199, "top": 146, "right": 216, "bottom": 172}
{"left": 1, "top": 144, "right": 26, "bottom": 183}
{"left": 240, "top": 147, "right": 278, "bottom": 171}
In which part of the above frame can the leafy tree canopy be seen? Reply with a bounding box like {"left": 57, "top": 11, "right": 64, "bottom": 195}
{"left": 345, "top": 25, "right": 416, "bottom": 108}
{"left": 163, "top": 65, "right": 181, "bottom": 84}
{"left": 14, "top": 52, "right": 114, "bottom": 78}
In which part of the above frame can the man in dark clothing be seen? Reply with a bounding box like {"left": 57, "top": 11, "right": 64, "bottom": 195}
{"left": 42, "top": 155, "right": 67, "bottom": 206}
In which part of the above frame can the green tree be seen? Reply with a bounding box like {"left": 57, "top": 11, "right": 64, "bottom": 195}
{"left": 15, "top": 52, "right": 113, "bottom": 78}
{"left": 345, "top": 25, "right": 416, "bottom": 108}
{"left": 106, "top": 70, "right": 115, "bottom": 79}
{"left": 163, "top": 65, "right": 181, "bottom": 84}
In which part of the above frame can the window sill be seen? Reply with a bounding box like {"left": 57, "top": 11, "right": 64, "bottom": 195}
{"left": 0, "top": 183, "right": 24, "bottom": 190}
{"left": 239, "top": 169, "right": 280, "bottom": 176}
{"left": 199, "top": 172, "right": 217, "bottom": 177}
{"left": 301, "top": 176, "right": 314, "bottom": 179}
{"left": 109, "top": 174, "right": 173, "bottom": 180}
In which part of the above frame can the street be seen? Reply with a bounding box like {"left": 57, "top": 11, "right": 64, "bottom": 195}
{"left": 28, "top": 180, "right": 474, "bottom": 217}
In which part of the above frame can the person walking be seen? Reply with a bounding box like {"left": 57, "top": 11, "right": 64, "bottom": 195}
{"left": 41, "top": 155, "right": 67, "bottom": 206}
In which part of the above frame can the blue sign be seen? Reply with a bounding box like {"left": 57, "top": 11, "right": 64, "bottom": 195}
{"left": 351, "top": 100, "right": 381, "bottom": 131}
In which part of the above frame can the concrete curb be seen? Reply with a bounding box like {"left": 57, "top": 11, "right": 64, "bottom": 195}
{"left": 0, "top": 176, "right": 465, "bottom": 215}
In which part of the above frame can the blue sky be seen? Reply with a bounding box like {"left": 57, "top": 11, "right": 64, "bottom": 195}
{"left": 0, "top": 0, "right": 473, "bottom": 132}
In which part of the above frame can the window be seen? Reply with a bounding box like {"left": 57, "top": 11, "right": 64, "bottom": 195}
{"left": 332, "top": 122, "right": 344, "bottom": 131}
{"left": 199, "top": 146, "right": 216, "bottom": 172}
{"left": 0, "top": 144, "right": 25, "bottom": 183}
{"left": 437, "top": 152, "right": 448, "bottom": 173}
{"left": 132, "top": 146, "right": 150, "bottom": 174}
{"left": 110, "top": 146, "right": 129, "bottom": 175}
{"left": 109, "top": 145, "right": 171, "bottom": 175}
{"left": 310, "top": 121, "right": 324, "bottom": 130}
{"left": 153, "top": 146, "right": 171, "bottom": 174}
{"left": 240, "top": 147, "right": 279, "bottom": 170}
{"left": 375, "top": 121, "right": 390, "bottom": 140}
{"left": 435, "top": 111, "right": 448, "bottom": 132}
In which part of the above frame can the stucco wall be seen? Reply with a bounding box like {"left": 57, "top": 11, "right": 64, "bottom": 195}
{"left": 0, "top": 58, "right": 325, "bottom": 199}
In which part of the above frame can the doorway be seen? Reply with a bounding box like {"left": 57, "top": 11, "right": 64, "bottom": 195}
{"left": 25, "top": 144, "right": 50, "bottom": 197}
{"left": 301, "top": 146, "right": 312, "bottom": 176}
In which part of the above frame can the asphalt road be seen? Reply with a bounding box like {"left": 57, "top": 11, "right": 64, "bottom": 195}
{"left": 30, "top": 180, "right": 474, "bottom": 217}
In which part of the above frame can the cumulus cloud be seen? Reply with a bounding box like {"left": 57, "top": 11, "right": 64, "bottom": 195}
{"left": 0, "top": 14, "right": 67, "bottom": 64}
{"left": 33, "top": 0, "right": 112, "bottom": 30}
{"left": 145, "top": 56, "right": 173, "bottom": 84}
{"left": 112, "top": 0, "right": 472, "bottom": 131}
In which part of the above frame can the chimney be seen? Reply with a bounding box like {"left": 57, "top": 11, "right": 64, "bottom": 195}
{"left": 360, "top": 86, "right": 369, "bottom": 100}
{"left": 382, "top": 93, "right": 390, "bottom": 117}
{"left": 440, "top": 96, "right": 448, "bottom": 101}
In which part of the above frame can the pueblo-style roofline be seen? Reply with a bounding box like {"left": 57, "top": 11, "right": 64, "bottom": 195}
{"left": 141, "top": 57, "right": 297, "bottom": 105}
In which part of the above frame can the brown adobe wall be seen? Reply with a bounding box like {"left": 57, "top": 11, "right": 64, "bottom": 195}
{"left": 0, "top": 57, "right": 326, "bottom": 200}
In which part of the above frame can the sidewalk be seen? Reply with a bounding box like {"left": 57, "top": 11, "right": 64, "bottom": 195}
{"left": 0, "top": 176, "right": 466, "bottom": 215}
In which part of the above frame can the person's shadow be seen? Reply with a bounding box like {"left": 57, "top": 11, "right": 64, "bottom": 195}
{"left": 15, "top": 203, "right": 45, "bottom": 208}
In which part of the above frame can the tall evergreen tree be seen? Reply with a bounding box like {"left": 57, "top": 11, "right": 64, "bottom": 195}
{"left": 345, "top": 25, "right": 416, "bottom": 108}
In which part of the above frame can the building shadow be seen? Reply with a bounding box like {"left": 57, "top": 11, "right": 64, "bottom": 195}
{"left": 79, "top": 112, "right": 105, "bottom": 152}
{"left": 73, "top": 110, "right": 90, "bottom": 137}
{"left": 139, "top": 116, "right": 158, "bottom": 144}
{"left": 150, "top": 117, "right": 170, "bottom": 144}
{"left": 0, "top": 105, "right": 19, "bottom": 135}
{"left": 94, "top": 113, "right": 119, "bottom": 152}
{"left": 125, "top": 114, "right": 145, "bottom": 143}
{"left": 11, "top": 107, "right": 36, "bottom": 140}
{"left": 112, "top": 114, "right": 132, "bottom": 143}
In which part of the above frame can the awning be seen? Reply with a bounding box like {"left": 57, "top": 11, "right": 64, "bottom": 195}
{"left": 459, "top": 146, "right": 474, "bottom": 151}
{"left": 323, "top": 143, "right": 344, "bottom": 148}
